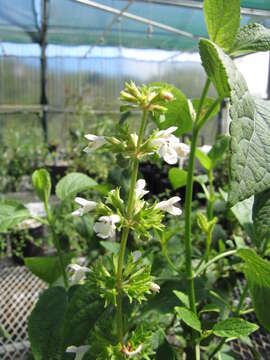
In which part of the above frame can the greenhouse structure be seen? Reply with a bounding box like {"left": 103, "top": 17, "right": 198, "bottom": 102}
{"left": 1, "top": 1, "right": 270, "bottom": 359}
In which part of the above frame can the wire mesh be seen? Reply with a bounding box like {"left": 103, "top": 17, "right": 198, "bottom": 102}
{"left": 0, "top": 265, "right": 47, "bottom": 359}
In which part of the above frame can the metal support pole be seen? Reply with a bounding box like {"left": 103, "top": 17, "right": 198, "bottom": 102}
{"left": 40, "top": 0, "right": 49, "bottom": 142}
{"left": 267, "top": 51, "right": 270, "bottom": 100}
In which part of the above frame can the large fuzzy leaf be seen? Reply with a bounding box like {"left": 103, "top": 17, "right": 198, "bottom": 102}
{"left": 28, "top": 287, "right": 68, "bottom": 360}
{"left": 56, "top": 172, "right": 97, "bottom": 200}
{"left": 213, "top": 317, "right": 258, "bottom": 338}
{"left": 230, "top": 23, "right": 270, "bottom": 56}
{"left": 238, "top": 249, "right": 270, "bottom": 331}
{"left": 63, "top": 284, "right": 105, "bottom": 347}
{"left": 151, "top": 83, "right": 193, "bottom": 136}
{"left": 199, "top": 39, "right": 270, "bottom": 206}
{"left": 252, "top": 188, "right": 270, "bottom": 245}
{"left": 203, "top": 0, "right": 241, "bottom": 52}
{"left": 25, "top": 254, "right": 72, "bottom": 285}
{"left": 0, "top": 200, "right": 30, "bottom": 232}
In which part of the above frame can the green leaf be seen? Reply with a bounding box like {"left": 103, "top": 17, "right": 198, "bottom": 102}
{"left": 32, "top": 169, "right": 51, "bottom": 204}
{"left": 28, "top": 287, "right": 68, "bottom": 360}
{"left": 203, "top": 0, "right": 241, "bottom": 52}
{"left": 192, "top": 97, "right": 220, "bottom": 123}
{"left": 200, "top": 39, "right": 270, "bottom": 206}
{"left": 151, "top": 82, "right": 193, "bottom": 136}
{"left": 173, "top": 290, "right": 189, "bottom": 308}
{"left": 195, "top": 148, "right": 212, "bottom": 171}
{"left": 213, "top": 317, "right": 258, "bottom": 338}
{"left": 231, "top": 197, "right": 254, "bottom": 241}
{"left": 0, "top": 200, "right": 30, "bottom": 232}
{"left": 168, "top": 168, "right": 187, "bottom": 190}
{"left": 199, "top": 303, "right": 220, "bottom": 314}
{"left": 100, "top": 241, "right": 120, "bottom": 254}
{"left": 208, "top": 135, "right": 229, "bottom": 167}
{"left": 56, "top": 172, "right": 97, "bottom": 200}
{"left": 238, "top": 248, "right": 270, "bottom": 331}
{"left": 199, "top": 39, "right": 231, "bottom": 99}
{"left": 230, "top": 23, "right": 270, "bottom": 56}
{"left": 25, "top": 254, "right": 72, "bottom": 285}
{"left": 175, "top": 306, "right": 201, "bottom": 332}
{"left": 252, "top": 188, "right": 270, "bottom": 246}
{"left": 63, "top": 284, "right": 105, "bottom": 347}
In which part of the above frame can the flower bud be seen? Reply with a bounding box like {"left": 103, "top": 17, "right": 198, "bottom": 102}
{"left": 150, "top": 282, "right": 160, "bottom": 293}
{"left": 161, "top": 90, "right": 174, "bottom": 101}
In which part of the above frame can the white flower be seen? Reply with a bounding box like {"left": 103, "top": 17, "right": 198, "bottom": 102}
{"left": 69, "top": 264, "right": 91, "bottom": 284}
{"left": 175, "top": 142, "right": 190, "bottom": 158}
{"left": 151, "top": 127, "right": 180, "bottom": 165}
{"left": 150, "top": 282, "right": 160, "bottom": 293}
{"left": 135, "top": 179, "right": 149, "bottom": 199}
{"left": 199, "top": 144, "right": 212, "bottom": 154}
{"left": 72, "top": 197, "right": 97, "bottom": 217}
{"left": 83, "top": 134, "right": 106, "bottom": 153}
{"left": 66, "top": 345, "right": 90, "bottom": 360}
{"left": 93, "top": 214, "right": 121, "bottom": 239}
{"left": 132, "top": 250, "right": 142, "bottom": 262}
{"left": 122, "top": 344, "right": 143, "bottom": 357}
{"left": 155, "top": 196, "right": 182, "bottom": 216}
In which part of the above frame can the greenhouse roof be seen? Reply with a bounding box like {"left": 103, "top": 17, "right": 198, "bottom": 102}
{"left": 0, "top": 0, "right": 270, "bottom": 51}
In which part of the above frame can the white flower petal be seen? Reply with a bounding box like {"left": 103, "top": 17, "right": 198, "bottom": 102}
{"left": 168, "top": 206, "right": 182, "bottom": 216}
{"left": 135, "top": 179, "right": 149, "bottom": 199}
{"left": 94, "top": 221, "right": 115, "bottom": 239}
{"left": 72, "top": 209, "right": 83, "bottom": 217}
{"left": 66, "top": 345, "right": 90, "bottom": 360}
{"left": 199, "top": 145, "right": 212, "bottom": 154}
{"left": 155, "top": 197, "right": 182, "bottom": 216}
{"left": 163, "top": 148, "right": 178, "bottom": 165}
{"left": 110, "top": 214, "right": 121, "bottom": 224}
{"left": 85, "top": 134, "right": 98, "bottom": 141}
{"left": 175, "top": 143, "right": 190, "bottom": 158}
{"left": 168, "top": 196, "right": 181, "bottom": 205}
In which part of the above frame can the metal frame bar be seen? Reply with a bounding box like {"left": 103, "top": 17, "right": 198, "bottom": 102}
{"left": 72, "top": 0, "right": 199, "bottom": 40}
{"left": 84, "top": 0, "right": 135, "bottom": 57}
{"left": 129, "top": 0, "right": 270, "bottom": 17}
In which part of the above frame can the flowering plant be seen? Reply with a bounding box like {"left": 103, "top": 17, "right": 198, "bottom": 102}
{"left": 2, "top": 0, "right": 270, "bottom": 359}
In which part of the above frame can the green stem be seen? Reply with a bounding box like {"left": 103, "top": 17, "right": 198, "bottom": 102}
{"left": 184, "top": 126, "right": 199, "bottom": 314}
{"left": 235, "top": 284, "right": 249, "bottom": 315}
{"left": 208, "top": 168, "right": 214, "bottom": 221}
{"left": 116, "top": 109, "right": 148, "bottom": 345}
{"left": 194, "top": 250, "right": 237, "bottom": 277}
{"left": 45, "top": 201, "right": 69, "bottom": 289}
{"left": 183, "top": 79, "right": 212, "bottom": 359}
{"left": 197, "top": 78, "right": 211, "bottom": 118}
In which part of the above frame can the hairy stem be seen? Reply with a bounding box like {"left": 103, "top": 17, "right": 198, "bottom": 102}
{"left": 45, "top": 202, "right": 69, "bottom": 289}
{"left": 116, "top": 109, "right": 148, "bottom": 345}
{"left": 184, "top": 125, "right": 199, "bottom": 314}
{"left": 208, "top": 168, "right": 214, "bottom": 221}
{"left": 184, "top": 78, "right": 213, "bottom": 359}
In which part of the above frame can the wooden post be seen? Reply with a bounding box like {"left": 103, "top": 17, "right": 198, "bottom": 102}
{"left": 40, "top": 0, "right": 49, "bottom": 142}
